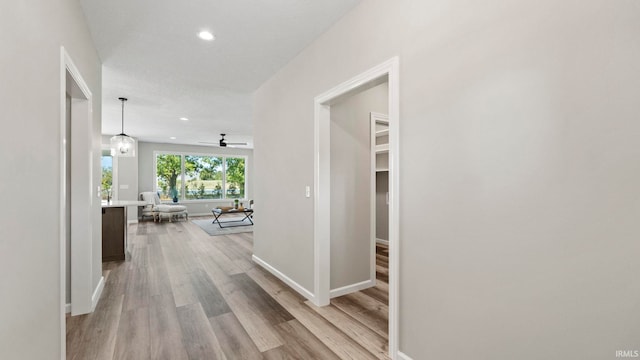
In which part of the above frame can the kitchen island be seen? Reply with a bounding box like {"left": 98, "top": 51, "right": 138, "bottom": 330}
{"left": 101, "top": 201, "right": 146, "bottom": 261}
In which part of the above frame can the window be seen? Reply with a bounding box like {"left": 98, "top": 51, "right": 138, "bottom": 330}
{"left": 156, "top": 154, "right": 182, "bottom": 201}
{"left": 225, "top": 157, "right": 245, "bottom": 199}
{"left": 101, "top": 150, "right": 113, "bottom": 201}
{"left": 185, "top": 155, "right": 223, "bottom": 199}
{"left": 155, "top": 152, "right": 247, "bottom": 201}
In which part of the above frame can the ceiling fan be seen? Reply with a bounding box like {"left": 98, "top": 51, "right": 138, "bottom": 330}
{"left": 198, "top": 133, "right": 248, "bottom": 147}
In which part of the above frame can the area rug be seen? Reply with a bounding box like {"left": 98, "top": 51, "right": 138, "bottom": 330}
{"left": 192, "top": 217, "right": 254, "bottom": 236}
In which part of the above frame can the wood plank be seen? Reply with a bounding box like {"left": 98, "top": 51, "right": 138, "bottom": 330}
{"left": 262, "top": 346, "right": 295, "bottom": 360}
{"left": 195, "top": 247, "right": 284, "bottom": 352}
{"left": 376, "top": 256, "right": 389, "bottom": 284}
{"left": 333, "top": 291, "right": 388, "bottom": 313}
{"left": 273, "top": 319, "right": 341, "bottom": 360}
{"left": 149, "top": 293, "right": 189, "bottom": 360}
{"left": 209, "top": 312, "right": 264, "bottom": 360}
{"left": 166, "top": 266, "right": 200, "bottom": 308}
{"left": 220, "top": 281, "right": 284, "bottom": 352}
{"left": 358, "top": 308, "right": 389, "bottom": 338}
{"left": 245, "top": 266, "right": 306, "bottom": 303}
{"left": 66, "top": 313, "right": 89, "bottom": 360}
{"left": 188, "top": 233, "right": 244, "bottom": 276}
{"left": 101, "top": 260, "right": 128, "bottom": 299}
{"left": 270, "top": 289, "right": 378, "bottom": 360}
{"left": 146, "top": 248, "right": 173, "bottom": 297}
{"left": 230, "top": 273, "right": 294, "bottom": 325}
{"left": 122, "top": 265, "right": 150, "bottom": 312}
{"left": 176, "top": 303, "right": 227, "bottom": 360}
{"left": 189, "top": 267, "right": 232, "bottom": 318}
{"left": 113, "top": 306, "right": 150, "bottom": 360}
{"left": 305, "top": 302, "right": 389, "bottom": 358}
{"left": 331, "top": 292, "right": 389, "bottom": 339}
{"left": 226, "top": 232, "right": 254, "bottom": 253}
{"left": 210, "top": 234, "right": 255, "bottom": 272}
{"left": 67, "top": 294, "right": 124, "bottom": 360}
{"left": 361, "top": 285, "right": 389, "bottom": 306}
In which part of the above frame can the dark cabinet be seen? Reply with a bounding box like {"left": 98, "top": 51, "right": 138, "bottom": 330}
{"left": 102, "top": 206, "right": 127, "bottom": 261}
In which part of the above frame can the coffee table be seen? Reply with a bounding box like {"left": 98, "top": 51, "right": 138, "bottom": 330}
{"left": 211, "top": 208, "right": 254, "bottom": 228}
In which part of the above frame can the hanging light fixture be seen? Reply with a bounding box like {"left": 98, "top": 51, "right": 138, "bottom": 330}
{"left": 110, "top": 97, "right": 135, "bottom": 157}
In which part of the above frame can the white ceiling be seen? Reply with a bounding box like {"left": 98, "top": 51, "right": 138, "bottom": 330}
{"left": 80, "top": 0, "right": 362, "bottom": 148}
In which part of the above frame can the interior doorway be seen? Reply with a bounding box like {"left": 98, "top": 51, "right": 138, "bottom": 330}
{"left": 60, "top": 47, "right": 101, "bottom": 356}
{"left": 371, "top": 112, "right": 389, "bottom": 248}
{"left": 313, "top": 57, "right": 400, "bottom": 358}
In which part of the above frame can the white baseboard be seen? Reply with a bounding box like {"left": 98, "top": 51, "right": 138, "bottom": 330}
{"left": 65, "top": 303, "right": 71, "bottom": 314}
{"left": 90, "top": 276, "right": 105, "bottom": 311}
{"left": 376, "top": 238, "right": 389, "bottom": 245}
{"left": 127, "top": 220, "right": 138, "bottom": 224}
{"left": 252, "top": 255, "right": 316, "bottom": 302}
{"left": 398, "top": 351, "right": 414, "bottom": 360}
{"left": 330, "top": 279, "right": 375, "bottom": 298}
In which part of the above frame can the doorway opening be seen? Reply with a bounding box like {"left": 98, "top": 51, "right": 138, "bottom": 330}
{"left": 60, "top": 47, "right": 102, "bottom": 357}
{"left": 313, "top": 57, "right": 400, "bottom": 357}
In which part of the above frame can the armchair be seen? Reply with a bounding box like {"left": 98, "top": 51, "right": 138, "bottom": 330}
{"left": 140, "top": 192, "right": 188, "bottom": 222}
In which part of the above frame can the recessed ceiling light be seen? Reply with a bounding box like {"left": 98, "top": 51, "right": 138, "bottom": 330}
{"left": 179, "top": 117, "right": 189, "bottom": 121}
{"left": 198, "top": 31, "right": 215, "bottom": 41}
{"left": 169, "top": 136, "right": 176, "bottom": 140}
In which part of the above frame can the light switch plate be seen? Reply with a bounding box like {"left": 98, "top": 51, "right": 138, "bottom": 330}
{"left": 305, "top": 186, "right": 311, "bottom": 198}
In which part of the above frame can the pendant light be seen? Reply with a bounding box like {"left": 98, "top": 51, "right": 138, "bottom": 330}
{"left": 110, "top": 97, "right": 136, "bottom": 157}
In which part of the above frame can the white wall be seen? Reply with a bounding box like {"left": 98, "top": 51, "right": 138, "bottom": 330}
{"left": 0, "top": 0, "right": 102, "bottom": 358}
{"left": 330, "top": 82, "right": 388, "bottom": 290}
{"left": 138, "top": 141, "right": 254, "bottom": 216}
{"left": 253, "top": 1, "right": 640, "bottom": 359}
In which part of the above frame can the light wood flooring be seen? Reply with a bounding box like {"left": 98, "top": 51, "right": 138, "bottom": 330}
{"left": 66, "top": 218, "right": 390, "bottom": 359}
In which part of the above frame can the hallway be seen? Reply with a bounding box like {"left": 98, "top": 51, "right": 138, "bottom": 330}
{"left": 66, "top": 219, "right": 389, "bottom": 359}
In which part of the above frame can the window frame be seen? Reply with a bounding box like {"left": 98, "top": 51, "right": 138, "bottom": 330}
{"left": 153, "top": 151, "right": 248, "bottom": 203}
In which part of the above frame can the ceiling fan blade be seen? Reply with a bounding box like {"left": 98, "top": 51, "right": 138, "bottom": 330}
{"left": 198, "top": 141, "right": 220, "bottom": 145}
{"left": 226, "top": 142, "right": 248, "bottom": 145}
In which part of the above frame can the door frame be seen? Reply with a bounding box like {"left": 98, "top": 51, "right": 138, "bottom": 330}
{"left": 60, "top": 46, "right": 100, "bottom": 357}
{"left": 313, "top": 57, "right": 400, "bottom": 358}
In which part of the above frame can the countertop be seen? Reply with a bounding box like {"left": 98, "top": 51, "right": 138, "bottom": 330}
{"left": 101, "top": 200, "right": 148, "bottom": 208}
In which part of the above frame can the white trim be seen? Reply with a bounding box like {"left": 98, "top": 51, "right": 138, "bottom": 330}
{"left": 127, "top": 220, "right": 139, "bottom": 225}
{"left": 313, "top": 99, "right": 331, "bottom": 307}
{"left": 398, "top": 351, "right": 414, "bottom": 360}
{"left": 65, "top": 304, "right": 71, "bottom": 314}
{"left": 313, "top": 56, "right": 400, "bottom": 358}
{"left": 376, "top": 238, "right": 389, "bottom": 246}
{"left": 60, "top": 46, "right": 96, "bottom": 360}
{"left": 330, "top": 279, "right": 375, "bottom": 299}
{"left": 59, "top": 47, "right": 66, "bottom": 360}
{"left": 90, "top": 276, "right": 105, "bottom": 311}
{"left": 388, "top": 56, "right": 401, "bottom": 360}
{"left": 252, "top": 255, "right": 316, "bottom": 302}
